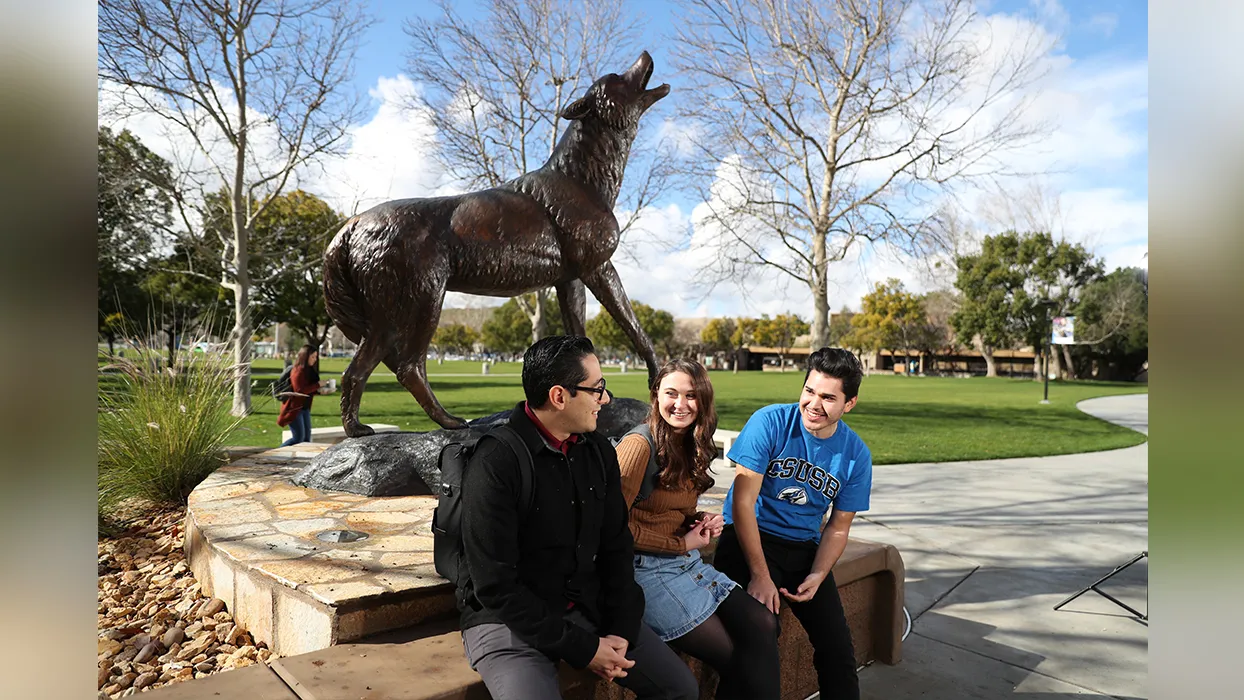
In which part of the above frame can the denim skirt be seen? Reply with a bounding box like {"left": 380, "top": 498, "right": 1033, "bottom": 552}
{"left": 633, "top": 548, "right": 738, "bottom": 641}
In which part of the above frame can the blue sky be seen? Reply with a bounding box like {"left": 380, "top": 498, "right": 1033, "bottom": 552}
{"left": 104, "top": 0, "right": 1148, "bottom": 318}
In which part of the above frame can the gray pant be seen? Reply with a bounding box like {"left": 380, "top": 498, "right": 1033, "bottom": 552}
{"left": 462, "top": 610, "right": 698, "bottom": 700}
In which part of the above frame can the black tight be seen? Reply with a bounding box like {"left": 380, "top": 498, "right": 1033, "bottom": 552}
{"left": 668, "top": 587, "right": 780, "bottom": 700}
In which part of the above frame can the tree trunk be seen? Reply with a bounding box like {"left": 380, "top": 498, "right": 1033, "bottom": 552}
{"left": 1050, "top": 343, "right": 1063, "bottom": 379}
{"left": 1032, "top": 347, "right": 1043, "bottom": 381}
{"left": 230, "top": 19, "right": 252, "bottom": 418}
{"left": 982, "top": 345, "right": 997, "bottom": 377}
{"left": 166, "top": 328, "right": 177, "bottom": 370}
{"left": 809, "top": 231, "right": 829, "bottom": 347}
{"left": 107, "top": 334, "right": 116, "bottom": 358}
{"left": 1061, "top": 344, "right": 1076, "bottom": 380}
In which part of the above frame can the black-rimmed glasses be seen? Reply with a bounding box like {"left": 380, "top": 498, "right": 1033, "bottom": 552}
{"left": 566, "top": 378, "right": 607, "bottom": 400}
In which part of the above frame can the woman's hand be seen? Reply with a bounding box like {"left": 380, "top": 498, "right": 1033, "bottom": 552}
{"left": 694, "top": 512, "right": 725, "bottom": 538}
{"left": 682, "top": 521, "right": 711, "bottom": 551}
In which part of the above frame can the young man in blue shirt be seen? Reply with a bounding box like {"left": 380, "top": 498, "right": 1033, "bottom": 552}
{"left": 714, "top": 347, "right": 872, "bottom": 699}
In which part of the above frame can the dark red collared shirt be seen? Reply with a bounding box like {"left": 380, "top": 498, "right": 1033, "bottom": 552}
{"left": 523, "top": 402, "right": 580, "bottom": 454}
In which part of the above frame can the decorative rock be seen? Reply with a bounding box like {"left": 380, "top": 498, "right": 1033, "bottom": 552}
{"left": 134, "top": 642, "right": 158, "bottom": 664}
{"left": 131, "top": 634, "right": 152, "bottom": 649}
{"left": 225, "top": 623, "right": 246, "bottom": 646}
{"left": 162, "top": 626, "right": 185, "bottom": 647}
{"left": 292, "top": 398, "right": 649, "bottom": 496}
{"left": 98, "top": 638, "right": 123, "bottom": 658}
{"left": 194, "top": 661, "right": 214, "bottom": 673}
{"left": 98, "top": 664, "right": 112, "bottom": 689}
{"left": 199, "top": 598, "right": 226, "bottom": 618}
{"left": 115, "top": 672, "right": 136, "bottom": 689}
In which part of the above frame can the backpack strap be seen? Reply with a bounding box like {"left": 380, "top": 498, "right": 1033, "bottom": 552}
{"left": 622, "top": 423, "right": 662, "bottom": 506}
{"left": 581, "top": 433, "right": 610, "bottom": 488}
{"left": 485, "top": 424, "right": 536, "bottom": 516}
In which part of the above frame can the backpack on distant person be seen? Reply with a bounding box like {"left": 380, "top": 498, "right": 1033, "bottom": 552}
{"left": 432, "top": 424, "right": 610, "bottom": 592}
{"left": 272, "top": 364, "right": 294, "bottom": 397}
{"left": 622, "top": 423, "right": 663, "bottom": 506}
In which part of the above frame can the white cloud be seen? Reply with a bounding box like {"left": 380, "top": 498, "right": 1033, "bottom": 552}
{"left": 306, "top": 75, "right": 446, "bottom": 215}
{"left": 1084, "top": 12, "right": 1119, "bottom": 39}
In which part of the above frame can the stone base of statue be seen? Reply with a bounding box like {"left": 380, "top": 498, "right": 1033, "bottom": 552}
{"left": 291, "top": 398, "right": 650, "bottom": 497}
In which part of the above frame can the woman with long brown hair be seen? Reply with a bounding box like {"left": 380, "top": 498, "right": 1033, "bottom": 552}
{"left": 616, "top": 359, "right": 779, "bottom": 699}
{"left": 277, "top": 344, "right": 321, "bottom": 446}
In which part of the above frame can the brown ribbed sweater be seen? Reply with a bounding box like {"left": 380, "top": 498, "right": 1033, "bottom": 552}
{"left": 616, "top": 433, "right": 702, "bottom": 554}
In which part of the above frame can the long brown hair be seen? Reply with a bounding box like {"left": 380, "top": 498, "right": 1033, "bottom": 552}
{"left": 294, "top": 344, "right": 317, "bottom": 370}
{"left": 647, "top": 359, "right": 717, "bottom": 494}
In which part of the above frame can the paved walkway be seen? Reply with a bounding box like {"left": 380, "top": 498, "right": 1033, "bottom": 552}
{"left": 854, "top": 393, "right": 1148, "bottom": 699}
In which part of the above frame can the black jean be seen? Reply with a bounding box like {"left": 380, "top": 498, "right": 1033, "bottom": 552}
{"left": 712, "top": 525, "right": 859, "bottom": 700}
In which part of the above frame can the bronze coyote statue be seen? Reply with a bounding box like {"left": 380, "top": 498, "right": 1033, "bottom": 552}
{"left": 323, "top": 52, "right": 668, "bottom": 435}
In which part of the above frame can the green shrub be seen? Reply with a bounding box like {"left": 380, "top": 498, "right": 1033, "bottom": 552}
{"left": 98, "top": 336, "right": 245, "bottom": 526}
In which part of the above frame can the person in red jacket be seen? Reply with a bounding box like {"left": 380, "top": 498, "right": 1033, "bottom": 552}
{"left": 277, "top": 345, "right": 321, "bottom": 446}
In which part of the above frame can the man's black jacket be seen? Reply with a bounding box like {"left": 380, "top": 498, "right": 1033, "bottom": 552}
{"left": 458, "top": 401, "right": 644, "bottom": 669}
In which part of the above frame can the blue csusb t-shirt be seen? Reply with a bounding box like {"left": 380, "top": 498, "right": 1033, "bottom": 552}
{"left": 723, "top": 403, "right": 873, "bottom": 543}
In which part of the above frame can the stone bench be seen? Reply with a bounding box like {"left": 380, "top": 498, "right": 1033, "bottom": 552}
{"left": 161, "top": 539, "right": 901, "bottom": 700}
{"left": 280, "top": 423, "right": 399, "bottom": 444}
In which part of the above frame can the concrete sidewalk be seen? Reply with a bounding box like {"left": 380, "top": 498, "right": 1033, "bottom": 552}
{"left": 855, "top": 393, "right": 1148, "bottom": 699}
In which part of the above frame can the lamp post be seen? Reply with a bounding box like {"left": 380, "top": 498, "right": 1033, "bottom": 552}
{"left": 1038, "top": 298, "right": 1055, "bottom": 405}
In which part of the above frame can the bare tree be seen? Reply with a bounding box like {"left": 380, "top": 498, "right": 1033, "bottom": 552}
{"left": 670, "top": 0, "right": 1051, "bottom": 347}
{"left": 99, "top": 0, "right": 370, "bottom": 415}
{"left": 404, "top": 0, "right": 676, "bottom": 341}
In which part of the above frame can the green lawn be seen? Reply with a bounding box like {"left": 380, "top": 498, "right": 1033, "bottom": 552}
{"left": 234, "top": 358, "right": 1148, "bottom": 464}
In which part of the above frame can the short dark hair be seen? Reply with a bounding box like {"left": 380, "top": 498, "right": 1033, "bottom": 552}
{"left": 522, "top": 335, "right": 596, "bottom": 408}
{"left": 804, "top": 347, "right": 863, "bottom": 400}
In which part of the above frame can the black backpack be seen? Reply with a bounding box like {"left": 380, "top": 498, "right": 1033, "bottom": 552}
{"left": 432, "top": 425, "right": 533, "bottom": 587}
{"left": 622, "top": 423, "right": 663, "bottom": 506}
{"left": 431, "top": 425, "right": 611, "bottom": 588}
{"left": 272, "top": 364, "right": 294, "bottom": 397}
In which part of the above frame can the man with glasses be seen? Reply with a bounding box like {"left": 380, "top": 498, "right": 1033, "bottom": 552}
{"left": 458, "top": 335, "right": 697, "bottom": 700}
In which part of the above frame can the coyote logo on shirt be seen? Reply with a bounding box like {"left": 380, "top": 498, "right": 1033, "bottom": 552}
{"left": 765, "top": 456, "right": 843, "bottom": 501}
{"left": 777, "top": 487, "right": 808, "bottom": 505}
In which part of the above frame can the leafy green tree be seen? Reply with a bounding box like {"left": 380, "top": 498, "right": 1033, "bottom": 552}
{"left": 1070, "top": 268, "right": 1147, "bottom": 379}
{"left": 951, "top": 231, "right": 1102, "bottom": 378}
{"left": 754, "top": 313, "right": 810, "bottom": 371}
{"left": 701, "top": 318, "right": 736, "bottom": 352}
{"left": 432, "top": 323, "right": 480, "bottom": 359}
{"left": 98, "top": 127, "right": 173, "bottom": 354}
{"left": 952, "top": 232, "right": 1037, "bottom": 377}
{"left": 246, "top": 191, "right": 346, "bottom": 349}
{"left": 586, "top": 302, "right": 674, "bottom": 358}
{"left": 1024, "top": 233, "right": 1103, "bottom": 379}
{"left": 727, "top": 317, "right": 759, "bottom": 372}
{"left": 481, "top": 295, "right": 565, "bottom": 355}
{"left": 828, "top": 308, "right": 856, "bottom": 349}
{"left": 849, "top": 280, "right": 926, "bottom": 370}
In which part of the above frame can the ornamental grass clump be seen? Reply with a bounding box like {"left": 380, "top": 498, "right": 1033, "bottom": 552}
{"left": 98, "top": 334, "right": 245, "bottom": 525}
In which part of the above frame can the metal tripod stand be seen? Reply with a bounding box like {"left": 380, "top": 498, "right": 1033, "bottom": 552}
{"left": 1054, "top": 551, "right": 1148, "bottom": 620}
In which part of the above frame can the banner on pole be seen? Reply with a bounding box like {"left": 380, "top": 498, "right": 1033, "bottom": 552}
{"left": 1051, "top": 316, "right": 1076, "bottom": 345}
